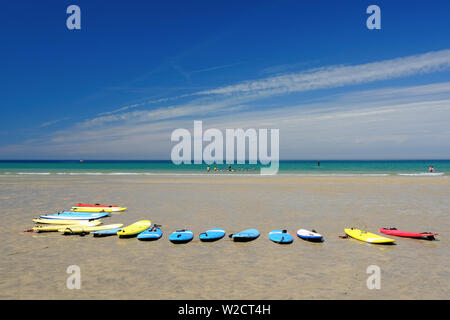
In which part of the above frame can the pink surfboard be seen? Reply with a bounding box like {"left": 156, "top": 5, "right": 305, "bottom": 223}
{"left": 380, "top": 228, "right": 438, "bottom": 240}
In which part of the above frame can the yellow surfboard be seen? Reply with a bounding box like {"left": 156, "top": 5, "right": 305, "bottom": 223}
{"left": 33, "top": 220, "right": 101, "bottom": 232}
{"left": 345, "top": 228, "right": 395, "bottom": 244}
{"left": 59, "top": 223, "right": 124, "bottom": 235}
{"left": 71, "top": 206, "right": 127, "bottom": 213}
{"left": 117, "top": 220, "right": 151, "bottom": 237}
{"left": 33, "top": 218, "right": 103, "bottom": 225}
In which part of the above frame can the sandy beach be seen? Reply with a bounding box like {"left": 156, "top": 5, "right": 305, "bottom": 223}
{"left": 0, "top": 174, "right": 449, "bottom": 299}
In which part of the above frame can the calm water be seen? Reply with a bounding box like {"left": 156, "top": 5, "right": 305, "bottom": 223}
{"left": 0, "top": 160, "right": 449, "bottom": 176}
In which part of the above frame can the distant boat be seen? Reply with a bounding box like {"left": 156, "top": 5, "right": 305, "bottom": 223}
{"left": 80, "top": 160, "right": 84, "bottom": 163}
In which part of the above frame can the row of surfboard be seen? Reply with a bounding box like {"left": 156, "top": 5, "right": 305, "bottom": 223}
{"left": 31, "top": 216, "right": 319, "bottom": 243}
{"left": 30, "top": 203, "right": 438, "bottom": 243}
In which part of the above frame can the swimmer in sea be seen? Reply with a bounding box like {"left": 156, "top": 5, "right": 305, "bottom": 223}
{"left": 429, "top": 165, "right": 434, "bottom": 173}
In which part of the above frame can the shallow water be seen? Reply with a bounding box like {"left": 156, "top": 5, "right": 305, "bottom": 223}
{"left": 1, "top": 160, "right": 449, "bottom": 176}
{"left": 0, "top": 175, "right": 448, "bottom": 299}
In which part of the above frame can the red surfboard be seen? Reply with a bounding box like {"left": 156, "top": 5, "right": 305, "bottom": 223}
{"left": 77, "top": 203, "right": 118, "bottom": 208}
{"left": 380, "top": 228, "right": 438, "bottom": 240}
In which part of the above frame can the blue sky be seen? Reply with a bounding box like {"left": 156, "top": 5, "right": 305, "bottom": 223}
{"left": 0, "top": 0, "right": 450, "bottom": 159}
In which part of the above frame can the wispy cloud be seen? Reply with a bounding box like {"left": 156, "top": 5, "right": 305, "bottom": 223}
{"left": 258, "top": 60, "right": 321, "bottom": 75}
{"left": 195, "top": 49, "right": 450, "bottom": 97}
{"left": 94, "top": 49, "right": 450, "bottom": 121}
{"left": 189, "top": 61, "right": 244, "bottom": 75}
{"left": 97, "top": 98, "right": 172, "bottom": 116}
{"left": 2, "top": 81, "right": 450, "bottom": 159}
{"left": 39, "top": 117, "right": 70, "bottom": 128}
{"left": 78, "top": 103, "right": 249, "bottom": 128}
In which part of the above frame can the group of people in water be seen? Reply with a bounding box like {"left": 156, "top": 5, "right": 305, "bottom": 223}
{"left": 206, "top": 163, "right": 437, "bottom": 173}
{"left": 206, "top": 165, "right": 257, "bottom": 172}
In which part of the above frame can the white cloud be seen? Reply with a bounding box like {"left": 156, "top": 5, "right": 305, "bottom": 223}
{"left": 81, "top": 49, "right": 450, "bottom": 128}
{"left": 39, "top": 117, "right": 70, "bottom": 128}
{"left": 2, "top": 82, "right": 450, "bottom": 159}
{"left": 195, "top": 49, "right": 450, "bottom": 97}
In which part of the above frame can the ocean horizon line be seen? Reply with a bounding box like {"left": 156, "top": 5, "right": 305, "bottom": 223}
{"left": 1, "top": 159, "right": 448, "bottom": 176}
{"left": 1, "top": 159, "right": 450, "bottom": 162}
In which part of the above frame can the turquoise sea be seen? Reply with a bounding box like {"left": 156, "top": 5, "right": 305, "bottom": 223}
{"left": 0, "top": 160, "right": 449, "bottom": 176}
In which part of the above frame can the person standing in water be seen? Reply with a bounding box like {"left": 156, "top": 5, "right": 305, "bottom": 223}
{"left": 429, "top": 165, "right": 434, "bottom": 173}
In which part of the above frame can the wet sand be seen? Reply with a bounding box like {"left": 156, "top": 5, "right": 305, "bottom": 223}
{"left": 0, "top": 175, "right": 449, "bottom": 299}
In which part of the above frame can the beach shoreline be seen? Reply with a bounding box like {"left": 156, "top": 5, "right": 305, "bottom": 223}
{"left": 1, "top": 175, "right": 448, "bottom": 299}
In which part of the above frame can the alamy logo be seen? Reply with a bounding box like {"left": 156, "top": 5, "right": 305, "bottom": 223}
{"left": 366, "top": 265, "right": 381, "bottom": 290}
{"left": 66, "top": 5, "right": 81, "bottom": 30}
{"left": 366, "top": 5, "right": 381, "bottom": 30}
{"left": 66, "top": 265, "right": 81, "bottom": 289}
{"left": 171, "top": 121, "right": 279, "bottom": 175}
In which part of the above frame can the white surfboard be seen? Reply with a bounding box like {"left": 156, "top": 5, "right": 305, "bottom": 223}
{"left": 296, "top": 229, "right": 323, "bottom": 242}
